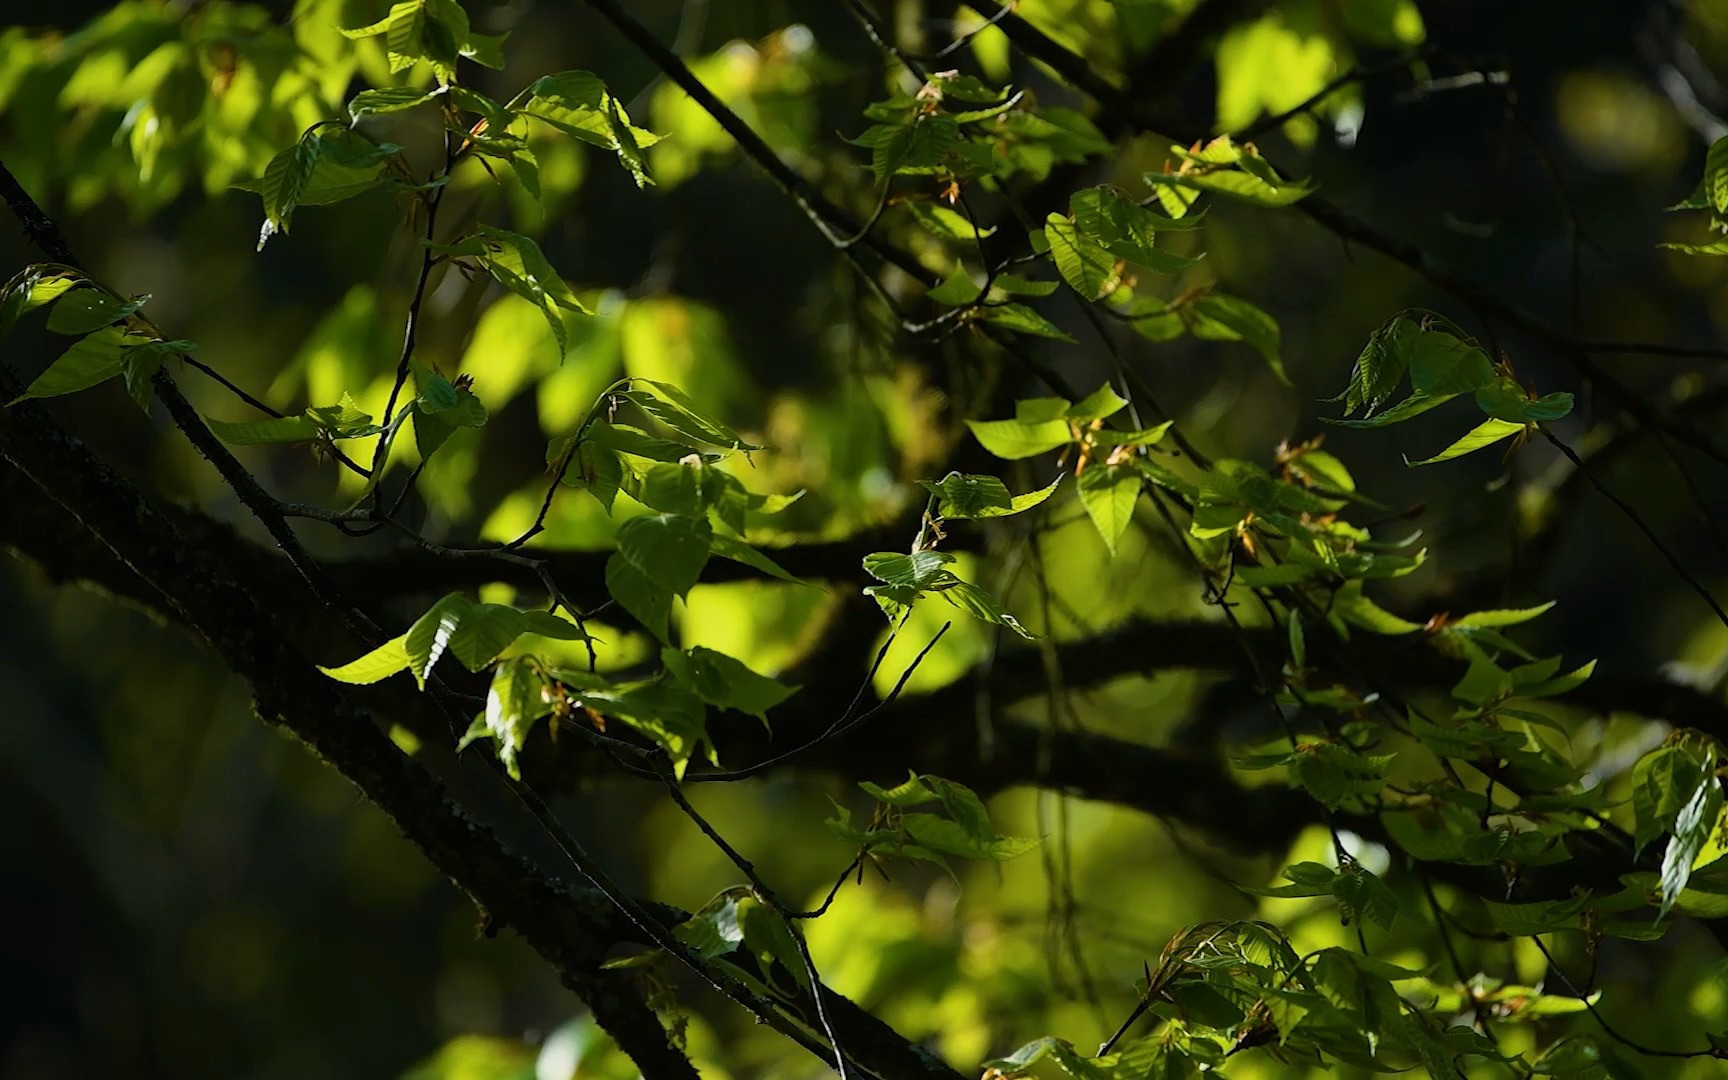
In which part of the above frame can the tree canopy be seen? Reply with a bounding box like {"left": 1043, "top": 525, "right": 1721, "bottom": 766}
{"left": 6, "top": 1, "right": 1728, "bottom": 1078}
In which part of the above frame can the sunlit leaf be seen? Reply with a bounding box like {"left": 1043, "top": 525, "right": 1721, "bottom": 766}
{"left": 966, "top": 417, "right": 1073, "bottom": 459}
{"left": 1077, "top": 464, "right": 1141, "bottom": 555}
{"left": 1406, "top": 418, "right": 1525, "bottom": 466}
{"left": 318, "top": 634, "right": 413, "bottom": 685}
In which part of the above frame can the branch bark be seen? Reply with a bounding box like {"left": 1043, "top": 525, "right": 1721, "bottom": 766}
{"left": 0, "top": 168, "right": 967, "bottom": 1080}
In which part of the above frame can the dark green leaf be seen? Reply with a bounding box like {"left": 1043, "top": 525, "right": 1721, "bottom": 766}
{"left": 8, "top": 327, "right": 127, "bottom": 403}
{"left": 862, "top": 550, "right": 954, "bottom": 589}
{"left": 1184, "top": 294, "right": 1287, "bottom": 383}
{"left": 614, "top": 513, "right": 712, "bottom": 597}
{"left": 1046, "top": 212, "right": 1120, "bottom": 301}
{"left": 661, "top": 646, "right": 796, "bottom": 721}
{"left": 921, "top": 472, "right": 1061, "bottom": 519}
{"left": 45, "top": 288, "right": 144, "bottom": 335}
{"left": 937, "top": 579, "right": 1037, "bottom": 638}
{"left": 979, "top": 303, "right": 1077, "bottom": 341}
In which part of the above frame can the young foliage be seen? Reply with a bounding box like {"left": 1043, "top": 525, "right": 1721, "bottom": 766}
{"left": 829, "top": 772, "right": 1039, "bottom": 873}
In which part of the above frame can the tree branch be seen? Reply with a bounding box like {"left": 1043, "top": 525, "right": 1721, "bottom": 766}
{"left": 0, "top": 172, "right": 966, "bottom": 1080}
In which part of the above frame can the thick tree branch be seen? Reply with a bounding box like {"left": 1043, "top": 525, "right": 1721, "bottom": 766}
{"left": 0, "top": 173, "right": 967, "bottom": 1080}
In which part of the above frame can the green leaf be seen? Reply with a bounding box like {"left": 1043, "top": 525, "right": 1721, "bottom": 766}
{"left": 348, "top": 85, "right": 445, "bottom": 121}
{"left": 979, "top": 302, "right": 1077, "bottom": 341}
{"left": 669, "top": 892, "right": 747, "bottom": 960}
{"left": 860, "top": 772, "right": 938, "bottom": 808}
{"left": 1046, "top": 212, "right": 1120, "bottom": 301}
{"left": 936, "top": 579, "right": 1037, "bottom": 638}
{"left": 1406, "top": 417, "right": 1525, "bottom": 466}
{"left": 990, "top": 273, "right": 1059, "bottom": 297}
{"left": 1481, "top": 894, "right": 1591, "bottom": 936}
{"left": 735, "top": 895, "right": 812, "bottom": 994}
{"left": 1077, "top": 464, "right": 1141, "bottom": 555}
{"left": 1143, "top": 165, "right": 1316, "bottom": 207}
{"left": 900, "top": 812, "right": 1039, "bottom": 860}
{"left": 905, "top": 200, "right": 995, "bottom": 241}
{"left": 583, "top": 421, "right": 709, "bottom": 463}
{"left": 1015, "top": 397, "right": 1071, "bottom": 422}
{"left": 1708, "top": 133, "right": 1728, "bottom": 214}
{"left": 520, "top": 610, "right": 588, "bottom": 641}
{"left": 339, "top": 0, "right": 482, "bottom": 83}
{"left": 628, "top": 380, "right": 761, "bottom": 450}
{"left": 1184, "top": 294, "right": 1287, "bottom": 383}
{"left": 614, "top": 513, "right": 712, "bottom": 597}
{"left": 45, "top": 288, "right": 145, "bottom": 335}
{"left": 1408, "top": 330, "right": 1495, "bottom": 397}
{"left": 921, "top": 472, "right": 1061, "bottom": 519}
{"left": 247, "top": 128, "right": 406, "bottom": 248}
{"left": 1240, "top": 860, "right": 1337, "bottom": 898}
{"left": 661, "top": 646, "right": 796, "bottom": 721}
{"left": 631, "top": 460, "right": 706, "bottom": 517}
{"left": 1288, "top": 610, "right": 1307, "bottom": 669}
{"left": 523, "top": 71, "right": 662, "bottom": 185}
{"left": 928, "top": 264, "right": 983, "bottom": 306}
{"left": 1090, "top": 422, "right": 1174, "bottom": 448}
{"left": 707, "top": 533, "right": 807, "bottom": 585}
{"left": 1333, "top": 315, "right": 1419, "bottom": 417}
{"left": 558, "top": 438, "right": 623, "bottom": 512}
{"left": 485, "top": 657, "right": 548, "bottom": 779}
{"left": 604, "top": 554, "right": 674, "bottom": 643}
{"left": 919, "top": 472, "right": 1011, "bottom": 516}
{"left": 1293, "top": 743, "right": 1393, "bottom": 808}
{"left": 413, "top": 364, "right": 459, "bottom": 413}
{"left": 1633, "top": 746, "right": 1709, "bottom": 851}
{"left": 1475, "top": 376, "right": 1573, "bottom": 423}
{"left": 1454, "top": 602, "right": 1556, "bottom": 628}
{"left": 1067, "top": 383, "right": 1130, "bottom": 422}
{"left": 0, "top": 268, "right": 79, "bottom": 336}
{"left": 440, "top": 225, "right": 590, "bottom": 355}
{"left": 120, "top": 339, "right": 184, "bottom": 412}
{"left": 580, "top": 682, "right": 710, "bottom": 775}
{"left": 1326, "top": 390, "right": 1457, "bottom": 429}
{"left": 1069, "top": 187, "right": 1202, "bottom": 273}
{"left": 404, "top": 593, "right": 472, "bottom": 689}
{"left": 448, "top": 603, "right": 529, "bottom": 670}
{"left": 982, "top": 1038, "right": 1111, "bottom": 1080}
{"left": 1660, "top": 239, "right": 1728, "bottom": 256}
{"left": 863, "top": 550, "right": 954, "bottom": 589}
{"left": 1514, "top": 658, "right": 1596, "bottom": 698}
{"left": 966, "top": 417, "right": 1073, "bottom": 459}
{"left": 1235, "top": 563, "right": 1314, "bottom": 587}
{"left": 1332, "top": 582, "right": 1422, "bottom": 634}
{"left": 8, "top": 327, "right": 127, "bottom": 403}
{"left": 318, "top": 634, "right": 413, "bottom": 684}
{"left": 205, "top": 414, "right": 323, "bottom": 445}
{"left": 1331, "top": 862, "right": 1404, "bottom": 930}
{"left": 1660, "top": 768, "right": 1723, "bottom": 919}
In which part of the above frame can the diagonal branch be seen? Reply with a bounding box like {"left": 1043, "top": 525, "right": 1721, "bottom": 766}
{"left": 0, "top": 173, "right": 967, "bottom": 1080}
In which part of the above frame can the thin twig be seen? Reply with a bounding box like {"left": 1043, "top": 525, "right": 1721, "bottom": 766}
{"left": 652, "top": 764, "right": 856, "bottom": 1079}
{"left": 1542, "top": 426, "right": 1728, "bottom": 634}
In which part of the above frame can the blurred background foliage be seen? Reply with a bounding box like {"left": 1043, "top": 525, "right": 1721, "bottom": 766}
{"left": 4, "top": 0, "right": 1728, "bottom": 1077}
